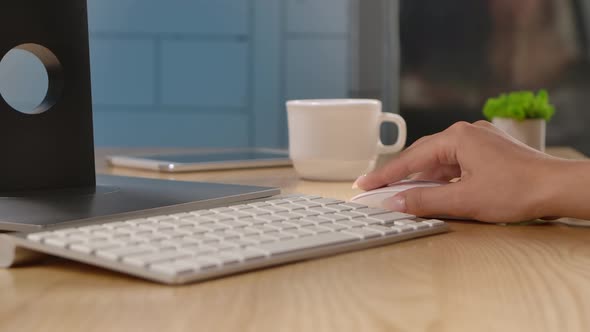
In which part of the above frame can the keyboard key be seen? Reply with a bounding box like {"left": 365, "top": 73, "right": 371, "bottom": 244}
{"left": 150, "top": 260, "right": 196, "bottom": 276}
{"left": 219, "top": 231, "right": 241, "bottom": 240}
{"left": 143, "top": 242, "right": 177, "bottom": 251}
{"left": 159, "top": 257, "right": 215, "bottom": 273}
{"left": 204, "top": 214, "right": 234, "bottom": 223}
{"left": 219, "top": 220, "right": 249, "bottom": 229}
{"left": 189, "top": 210, "right": 215, "bottom": 217}
{"left": 162, "top": 238, "right": 201, "bottom": 248}
{"left": 423, "top": 219, "right": 445, "bottom": 227}
{"left": 44, "top": 236, "right": 80, "bottom": 248}
{"left": 252, "top": 232, "right": 358, "bottom": 256}
{"left": 162, "top": 219, "right": 194, "bottom": 228}
{"left": 104, "top": 222, "right": 133, "bottom": 230}
{"left": 202, "top": 232, "right": 225, "bottom": 242}
{"left": 243, "top": 234, "right": 276, "bottom": 244}
{"left": 266, "top": 199, "right": 291, "bottom": 205}
{"left": 310, "top": 198, "right": 344, "bottom": 206}
{"left": 275, "top": 212, "right": 304, "bottom": 220}
{"left": 134, "top": 233, "right": 168, "bottom": 243}
{"left": 233, "top": 228, "right": 260, "bottom": 237}
{"left": 92, "top": 230, "right": 117, "bottom": 238}
{"left": 124, "top": 218, "right": 152, "bottom": 226}
{"left": 53, "top": 229, "right": 85, "bottom": 237}
{"left": 205, "top": 242, "right": 239, "bottom": 251}
{"left": 291, "top": 201, "right": 322, "bottom": 209}
{"left": 202, "top": 223, "right": 229, "bottom": 232}
{"left": 274, "top": 203, "right": 305, "bottom": 211}
{"left": 183, "top": 226, "right": 209, "bottom": 235}
{"left": 221, "top": 249, "right": 266, "bottom": 261}
{"left": 342, "top": 227, "right": 381, "bottom": 239}
{"left": 318, "top": 214, "right": 349, "bottom": 222}
{"left": 323, "top": 204, "right": 354, "bottom": 212}
{"left": 354, "top": 208, "right": 390, "bottom": 216}
{"left": 266, "top": 232, "right": 296, "bottom": 241}
{"left": 258, "top": 206, "right": 289, "bottom": 213}
{"left": 393, "top": 219, "right": 416, "bottom": 226}
{"left": 273, "top": 222, "right": 297, "bottom": 231}
{"left": 227, "top": 238, "right": 259, "bottom": 247}
{"left": 283, "top": 229, "right": 313, "bottom": 238}
{"left": 408, "top": 222, "right": 430, "bottom": 230}
{"left": 96, "top": 245, "right": 154, "bottom": 260}
{"left": 168, "top": 212, "right": 192, "bottom": 219}
{"left": 335, "top": 220, "right": 365, "bottom": 228}
{"left": 245, "top": 225, "right": 275, "bottom": 234}
{"left": 307, "top": 207, "right": 336, "bottom": 215}
{"left": 336, "top": 211, "right": 366, "bottom": 219}
{"left": 281, "top": 196, "right": 307, "bottom": 202}
{"left": 218, "top": 211, "right": 251, "bottom": 220}
{"left": 365, "top": 225, "right": 398, "bottom": 235}
{"left": 123, "top": 250, "right": 192, "bottom": 267}
{"left": 137, "top": 224, "right": 174, "bottom": 232}
{"left": 300, "top": 216, "right": 332, "bottom": 225}
{"left": 209, "top": 252, "right": 241, "bottom": 265}
{"left": 256, "top": 215, "right": 284, "bottom": 223}
{"left": 319, "top": 223, "right": 347, "bottom": 232}
{"left": 148, "top": 215, "right": 175, "bottom": 222}
{"left": 302, "top": 195, "right": 322, "bottom": 200}
{"left": 27, "top": 232, "right": 57, "bottom": 242}
{"left": 369, "top": 212, "right": 415, "bottom": 224}
{"left": 229, "top": 204, "right": 249, "bottom": 210}
{"left": 180, "top": 246, "right": 216, "bottom": 256}
{"left": 114, "top": 226, "right": 140, "bottom": 235}
{"left": 210, "top": 207, "right": 234, "bottom": 214}
{"left": 69, "top": 234, "right": 107, "bottom": 243}
{"left": 392, "top": 224, "right": 414, "bottom": 233}
{"left": 301, "top": 225, "right": 331, "bottom": 235}
{"left": 284, "top": 220, "right": 315, "bottom": 228}
{"left": 239, "top": 208, "right": 270, "bottom": 216}
{"left": 78, "top": 225, "right": 106, "bottom": 233}
{"left": 247, "top": 201, "right": 271, "bottom": 208}
{"left": 291, "top": 210, "right": 321, "bottom": 218}
{"left": 160, "top": 230, "right": 190, "bottom": 239}
{"left": 178, "top": 216, "right": 213, "bottom": 225}
{"left": 71, "top": 241, "right": 122, "bottom": 254}
{"left": 353, "top": 217, "right": 383, "bottom": 226}
{"left": 340, "top": 202, "right": 368, "bottom": 209}
{"left": 188, "top": 257, "right": 221, "bottom": 269}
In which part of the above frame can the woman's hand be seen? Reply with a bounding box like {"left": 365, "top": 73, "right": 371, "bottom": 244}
{"left": 353, "top": 121, "right": 580, "bottom": 223}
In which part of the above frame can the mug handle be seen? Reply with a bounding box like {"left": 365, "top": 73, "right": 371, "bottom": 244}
{"left": 377, "top": 113, "right": 407, "bottom": 154}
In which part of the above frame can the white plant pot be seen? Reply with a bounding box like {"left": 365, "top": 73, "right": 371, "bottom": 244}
{"left": 492, "top": 118, "right": 546, "bottom": 152}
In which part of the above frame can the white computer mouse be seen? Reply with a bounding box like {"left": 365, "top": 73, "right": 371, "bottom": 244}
{"left": 350, "top": 180, "right": 444, "bottom": 209}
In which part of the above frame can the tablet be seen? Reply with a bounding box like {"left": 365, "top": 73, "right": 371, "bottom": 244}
{"left": 107, "top": 148, "right": 291, "bottom": 173}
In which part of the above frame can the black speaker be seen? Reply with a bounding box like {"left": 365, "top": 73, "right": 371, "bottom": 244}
{"left": 0, "top": 0, "right": 95, "bottom": 193}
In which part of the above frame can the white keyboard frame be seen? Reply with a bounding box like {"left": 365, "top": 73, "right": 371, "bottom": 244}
{"left": 0, "top": 195, "right": 449, "bottom": 284}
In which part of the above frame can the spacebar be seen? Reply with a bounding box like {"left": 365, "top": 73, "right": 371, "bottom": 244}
{"left": 252, "top": 232, "right": 359, "bottom": 256}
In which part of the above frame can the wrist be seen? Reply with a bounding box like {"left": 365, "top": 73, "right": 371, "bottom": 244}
{"left": 535, "top": 158, "right": 590, "bottom": 219}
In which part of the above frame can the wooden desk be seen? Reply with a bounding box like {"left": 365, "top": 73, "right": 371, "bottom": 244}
{"left": 1, "top": 147, "right": 589, "bottom": 332}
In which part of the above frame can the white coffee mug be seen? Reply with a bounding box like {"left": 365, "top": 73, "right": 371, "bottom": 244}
{"left": 287, "top": 99, "right": 407, "bottom": 181}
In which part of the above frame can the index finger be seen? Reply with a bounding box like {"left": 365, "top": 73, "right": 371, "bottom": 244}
{"left": 354, "top": 131, "right": 458, "bottom": 190}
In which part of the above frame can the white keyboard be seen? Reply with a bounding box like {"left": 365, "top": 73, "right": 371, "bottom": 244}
{"left": 1, "top": 195, "right": 448, "bottom": 284}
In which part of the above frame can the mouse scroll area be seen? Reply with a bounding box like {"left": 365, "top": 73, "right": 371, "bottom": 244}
{"left": 350, "top": 180, "right": 476, "bottom": 221}
{"left": 350, "top": 180, "right": 444, "bottom": 209}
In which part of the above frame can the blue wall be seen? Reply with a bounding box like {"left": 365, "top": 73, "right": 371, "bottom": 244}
{"left": 0, "top": 0, "right": 352, "bottom": 147}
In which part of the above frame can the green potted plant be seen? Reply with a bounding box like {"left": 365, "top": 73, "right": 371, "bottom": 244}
{"left": 483, "top": 90, "right": 555, "bottom": 151}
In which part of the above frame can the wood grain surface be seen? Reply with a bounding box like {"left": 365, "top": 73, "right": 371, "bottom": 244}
{"left": 1, "top": 147, "right": 589, "bottom": 332}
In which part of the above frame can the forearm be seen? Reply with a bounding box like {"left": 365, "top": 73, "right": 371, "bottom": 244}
{"left": 537, "top": 159, "right": 590, "bottom": 220}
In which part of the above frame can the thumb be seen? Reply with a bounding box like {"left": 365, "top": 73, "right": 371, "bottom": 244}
{"left": 382, "top": 184, "right": 466, "bottom": 218}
